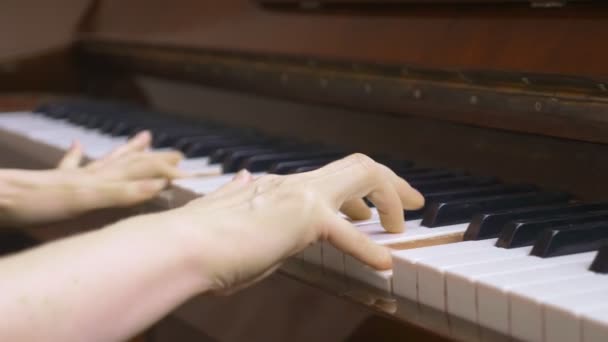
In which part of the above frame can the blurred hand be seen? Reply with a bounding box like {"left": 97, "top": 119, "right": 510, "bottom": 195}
{"left": 162, "top": 153, "right": 425, "bottom": 294}
{"left": 0, "top": 132, "right": 185, "bottom": 226}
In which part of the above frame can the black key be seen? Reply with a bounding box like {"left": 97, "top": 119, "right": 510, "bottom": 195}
{"left": 66, "top": 112, "right": 89, "bottom": 126}
{"left": 96, "top": 119, "right": 121, "bottom": 134}
{"left": 394, "top": 168, "right": 437, "bottom": 177}
{"left": 530, "top": 221, "right": 608, "bottom": 258}
{"left": 404, "top": 170, "right": 465, "bottom": 182}
{"left": 240, "top": 151, "right": 348, "bottom": 172}
{"left": 126, "top": 123, "right": 176, "bottom": 138}
{"left": 210, "top": 145, "right": 268, "bottom": 164}
{"left": 497, "top": 211, "right": 608, "bottom": 249}
{"left": 270, "top": 158, "right": 339, "bottom": 174}
{"left": 410, "top": 176, "right": 498, "bottom": 194}
{"left": 272, "top": 159, "right": 420, "bottom": 175}
{"left": 222, "top": 148, "right": 284, "bottom": 172}
{"left": 223, "top": 147, "right": 322, "bottom": 173}
{"left": 422, "top": 191, "right": 572, "bottom": 228}
{"left": 81, "top": 115, "right": 108, "bottom": 129}
{"left": 174, "top": 135, "right": 230, "bottom": 152}
{"left": 42, "top": 104, "right": 71, "bottom": 118}
{"left": 589, "top": 244, "right": 608, "bottom": 274}
{"left": 406, "top": 184, "right": 537, "bottom": 221}
{"left": 464, "top": 202, "right": 608, "bottom": 241}
{"left": 372, "top": 157, "right": 414, "bottom": 170}
{"left": 152, "top": 131, "right": 218, "bottom": 148}
{"left": 106, "top": 121, "right": 137, "bottom": 136}
{"left": 291, "top": 165, "right": 321, "bottom": 173}
{"left": 185, "top": 138, "right": 256, "bottom": 158}
{"left": 210, "top": 143, "right": 288, "bottom": 164}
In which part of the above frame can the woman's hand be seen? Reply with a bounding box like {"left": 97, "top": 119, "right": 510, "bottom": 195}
{"left": 0, "top": 153, "right": 424, "bottom": 342}
{"left": 164, "top": 153, "right": 425, "bottom": 294}
{"left": 0, "top": 132, "right": 186, "bottom": 226}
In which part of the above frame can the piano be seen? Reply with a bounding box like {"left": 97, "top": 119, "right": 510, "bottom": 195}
{"left": 1, "top": 0, "right": 608, "bottom": 341}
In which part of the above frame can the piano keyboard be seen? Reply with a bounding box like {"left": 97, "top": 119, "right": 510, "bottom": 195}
{"left": 2, "top": 99, "right": 608, "bottom": 342}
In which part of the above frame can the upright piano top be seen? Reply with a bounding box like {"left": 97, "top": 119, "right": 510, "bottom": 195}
{"left": 76, "top": 0, "right": 608, "bottom": 145}
{"left": 83, "top": 0, "right": 608, "bottom": 78}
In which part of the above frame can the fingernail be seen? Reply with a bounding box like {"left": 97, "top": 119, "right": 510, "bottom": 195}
{"left": 135, "top": 130, "right": 152, "bottom": 142}
{"left": 69, "top": 140, "right": 81, "bottom": 151}
{"left": 234, "top": 169, "right": 251, "bottom": 181}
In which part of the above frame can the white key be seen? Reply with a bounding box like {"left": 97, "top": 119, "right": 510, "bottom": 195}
{"left": 341, "top": 221, "right": 469, "bottom": 291}
{"left": 510, "top": 274, "right": 608, "bottom": 342}
{"left": 416, "top": 246, "right": 532, "bottom": 311}
{"left": 322, "top": 241, "right": 346, "bottom": 274}
{"left": 177, "top": 158, "right": 222, "bottom": 176}
{"left": 544, "top": 288, "right": 608, "bottom": 342}
{"left": 0, "top": 112, "right": 40, "bottom": 127}
{"left": 320, "top": 210, "right": 383, "bottom": 273}
{"left": 582, "top": 306, "right": 608, "bottom": 342}
{"left": 445, "top": 251, "right": 596, "bottom": 329}
{"left": 392, "top": 239, "right": 499, "bottom": 300}
{"left": 300, "top": 243, "right": 323, "bottom": 265}
{"left": 357, "top": 220, "right": 467, "bottom": 247}
{"left": 2, "top": 112, "right": 222, "bottom": 179}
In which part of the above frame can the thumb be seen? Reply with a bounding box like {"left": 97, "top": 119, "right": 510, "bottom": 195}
{"left": 57, "top": 140, "right": 84, "bottom": 169}
{"left": 85, "top": 179, "right": 169, "bottom": 210}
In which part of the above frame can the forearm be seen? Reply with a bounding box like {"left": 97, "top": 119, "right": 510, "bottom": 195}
{"left": 0, "top": 212, "right": 208, "bottom": 342}
{"left": 0, "top": 169, "right": 67, "bottom": 227}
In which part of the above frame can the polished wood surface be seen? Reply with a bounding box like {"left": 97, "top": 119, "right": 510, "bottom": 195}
{"left": 78, "top": 39, "right": 608, "bottom": 146}
{"left": 257, "top": 0, "right": 574, "bottom": 5}
{"left": 75, "top": 0, "right": 608, "bottom": 147}
{"left": 83, "top": 0, "right": 608, "bottom": 78}
{"left": 0, "top": 49, "right": 80, "bottom": 93}
{"left": 0, "top": 0, "right": 91, "bottom": 62}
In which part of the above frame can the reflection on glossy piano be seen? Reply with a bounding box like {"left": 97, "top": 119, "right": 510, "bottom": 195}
{"left": 2, "top": 0, "right": 608, "bottom": 341}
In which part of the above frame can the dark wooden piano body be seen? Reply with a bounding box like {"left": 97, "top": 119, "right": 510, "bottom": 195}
{"left": 2, "top": 0, "right": 608, "bottom": 340}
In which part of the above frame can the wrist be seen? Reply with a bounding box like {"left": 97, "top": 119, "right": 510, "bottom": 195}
{"left": 124, "top": 209, "right": 216, "bottom": 295}
{"left": 0, "top": 170, "right": 25, "bottom": 227}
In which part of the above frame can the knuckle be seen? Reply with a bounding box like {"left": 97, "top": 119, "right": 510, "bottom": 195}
{"left": 349, "top": 153, "right": 381, "bottom": 179}
{"left": 349, "top": 153, "right": 377, "bottom": 170}
{"left": 349, "top": 153, "right": 374, "bottom": 165}
{"left": 287, "top": 185, "right": 320, "bottom": 215}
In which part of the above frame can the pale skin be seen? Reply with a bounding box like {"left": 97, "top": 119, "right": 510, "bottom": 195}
{"left": 0, "top": 135, "right": 425, "bottom": 342}
{"left": 0, "top": 131, "right": 185, "bottom": 228}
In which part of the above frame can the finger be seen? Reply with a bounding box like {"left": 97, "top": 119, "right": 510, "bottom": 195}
{"left": 307, "top": 154, "right": 423, "bottom": 208}
{"left": 379, "top": 164, "right": 425, "bottom": 210}
{"left": 57, "top": 140, "right": 83, "bottom": 169}
{"left": 366, "top": 178, "right": 405, "bottom": 233}
{"left": 326, "top": 215, "right": 392, "bottom": 270}
{"left": 189, "top": 169, "right": 254, "bottom": 204}
{"left": 233, "top": 169, "right": 254, "bottom": 182}
{"left": 116, "top": 151, "right": 186, "bottom": 180}
{"left": 82, "top": 179, "right": 168, "bottom": 210}
{"left": 100, "top": 130, "right": 152, "bottom": 162}
{"left": 151, "top": 150, "right": 184, "bottom": 166}
{"left": 340, "top": 198, "right": 372, "bottom": 221}
{"left": 211, "top": 169, "right": 253, "bottom": 196}
{"left": 148, "top": 160, "right": 187, "bottom": 180}
{"left": 306, "top": 154, "right": 406, "bottom": 232}
{"left": 304, "top": 153, "right": 383, "bottom": 201}
{"left": 126, "top": 152, "right": 188, "bottom": 179}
